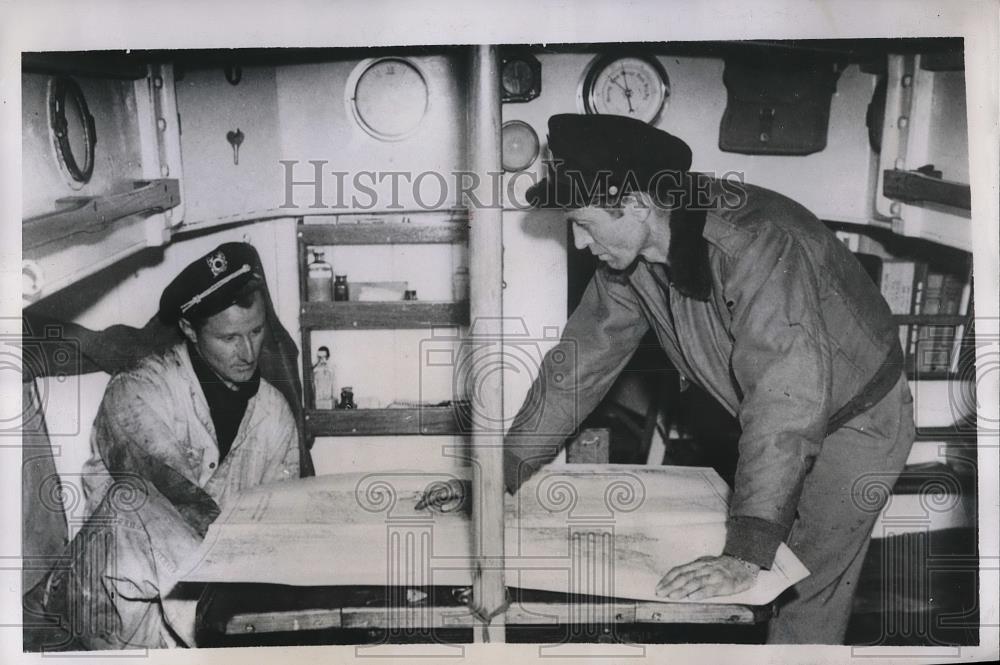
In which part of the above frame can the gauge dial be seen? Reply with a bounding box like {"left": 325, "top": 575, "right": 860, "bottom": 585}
{"left": 501, "top": 56, "right": 542, "bottom": 103}
{"left": 581, "top": 55, "right": 670, "bottom": 124}
{"left": 349, "top": 58, "right": 428, "bottom": 141}
{"left": 501, "top": 120, "right": 540, "bottom": 172}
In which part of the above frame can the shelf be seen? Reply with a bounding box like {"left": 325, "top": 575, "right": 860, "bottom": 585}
{"left": 304, "top": 406, "right": 471, "bottom": 436}
{"left": 912, "top": 426, "right": 977, "bottom": 442}
{"left": 299, "top": 220, "right": 468, "bottom": 245}
{"left": 892, "top": 314, "right": 968, "bottom": 325}
{"left": 905, "top": 370, "right": 955, "bottom": 381}
{"left": 301, "top": 301, "right": 468, "bottom": 329}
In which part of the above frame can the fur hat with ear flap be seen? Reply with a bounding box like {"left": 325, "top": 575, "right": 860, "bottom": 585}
{"left": 526, "top": 113, "right": 693, "bottom": 209}
{"left": 527, "top": 114, "right": 712, "bottom": 302}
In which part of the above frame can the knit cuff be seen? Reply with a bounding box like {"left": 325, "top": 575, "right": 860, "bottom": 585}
{"left": 723, "top": 516, "right": 789, "bottom": 570}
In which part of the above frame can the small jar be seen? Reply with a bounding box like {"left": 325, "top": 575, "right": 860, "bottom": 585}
{"left": 333, "top": 274, "right": 350, "bottom": 301}
{"left": 338, "top": 386, "right": 356, "bottom": 410}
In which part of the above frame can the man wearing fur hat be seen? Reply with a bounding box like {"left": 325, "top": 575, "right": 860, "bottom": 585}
{"left": 421, "top": 114, "right": 914, "bottom": 643}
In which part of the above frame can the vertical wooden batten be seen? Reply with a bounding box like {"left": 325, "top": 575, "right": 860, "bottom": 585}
{"left": 467, "top": 45, "right": 506, "bottom": 643}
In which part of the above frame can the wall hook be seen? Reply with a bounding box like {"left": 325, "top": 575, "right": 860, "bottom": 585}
{"left": 224, "top": 65, "right": 243, "bottom": 85}
{"left": 226, "top": 128, "right": 245, "bottom": 165}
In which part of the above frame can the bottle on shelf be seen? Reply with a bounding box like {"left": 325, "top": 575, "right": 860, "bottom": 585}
{"left": 312, "top": 346, "right": 336, "bottom": 409}
{"left": 333, "top": 274, "right": 350, "bottom": 301}
{"left": 306, "top": 250, "right": 334, "bottom": 302}
{"left": 338, "top": 386, "right": 357, "bottom": 410}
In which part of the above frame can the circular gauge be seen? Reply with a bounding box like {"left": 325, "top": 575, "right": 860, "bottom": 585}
{"left": 502, "top": 59, "right": 534, "bottom": 96}
{"left": 48, "top": 76, "right": 97, "bottom": 188}
{"left": 348, "top": 58, "right": 429, "bottom": 141}
{"left": 580, "top": 55, "right": 670, "bottom": 124}
{"left": 501, "top": 56, "right": 541, "bottom": 102}
{"left": 501, "top": 120, "right": 540, "bottom": 172}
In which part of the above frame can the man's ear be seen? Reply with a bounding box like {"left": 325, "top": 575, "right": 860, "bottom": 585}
{"left": 178, "top": 317, "right": 198, "bottom": 345}
{"left": 621, "top": 191, "right": 653, "bottom": 222}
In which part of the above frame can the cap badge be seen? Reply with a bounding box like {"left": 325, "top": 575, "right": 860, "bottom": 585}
{"left": 207, "top": 251, "right": 228, "bottom": 278}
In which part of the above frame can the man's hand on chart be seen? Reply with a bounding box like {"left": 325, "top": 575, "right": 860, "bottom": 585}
{"left": 414, "top": 478, "right": 471, "bottom": 513}
{"left": 655, "top": 554, "right": 760, "bottom": 601}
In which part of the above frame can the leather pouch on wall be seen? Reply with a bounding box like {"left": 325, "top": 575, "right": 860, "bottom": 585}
{"left": 719, "top": 56, "right": 843, "bottom": 155}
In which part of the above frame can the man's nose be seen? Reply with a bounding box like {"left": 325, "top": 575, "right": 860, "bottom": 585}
{"left": 572, "top": 224, "right": 593, "bottom": 250}
{"left": 236, "top": 337, "right": 255, "bottom": 362}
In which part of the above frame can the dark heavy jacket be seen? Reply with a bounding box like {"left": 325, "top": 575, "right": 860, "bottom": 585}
{"left": 503, "top": 181, "right": 901, "bottom": 568}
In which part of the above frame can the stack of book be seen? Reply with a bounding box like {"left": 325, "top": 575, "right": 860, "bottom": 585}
{"left": 877, "top": 259, "right": 971, "bottom": 377}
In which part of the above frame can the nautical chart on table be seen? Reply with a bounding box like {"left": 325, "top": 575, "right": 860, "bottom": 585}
{"left": 173, "top": 464, "right": 808, "bottom": 606}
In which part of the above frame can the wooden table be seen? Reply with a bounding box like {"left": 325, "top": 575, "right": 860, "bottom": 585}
{"left": 195, "top": 583, "right": 774, "bottom": 645}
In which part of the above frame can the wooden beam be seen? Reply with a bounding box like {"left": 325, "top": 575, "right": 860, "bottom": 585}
{"left": 22, "top": 179, "right": 180, "bottom": 252}
{"left": 300, "top": 301, "right": 468, "bottom": 329}
{"left": 300, "top": 221, "right": 469, "bottom": 245}
{"left": 468, "top": 44, "right": 507, "bottom": 643}
{"left": 22, "top": 52, "right": 149, "bottom": 80}
{"left": 304, "top": 406, "right": 471, "bottom": 436}
{"left": 213, "top": 599, "right": 764, "bottom": 634}
{"left": 883, "top": 169, "right": 971, "bottom": 211}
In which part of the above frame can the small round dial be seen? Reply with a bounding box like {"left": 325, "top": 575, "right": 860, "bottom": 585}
{"left": 349, "top": 58, "right": 428, "bottom": 141}
{"left": 502, "top": 58, "right": 535, "bottom": 96}
{"left": 581, "top": 55, "right": 670, "bottom": 124}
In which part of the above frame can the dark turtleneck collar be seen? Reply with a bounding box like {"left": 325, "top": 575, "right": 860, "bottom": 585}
{"left": 186, "top": 340, "right": 260, "bottom": 463}
{"left": 664, "top": 204, "right": 712, "bottom": 301}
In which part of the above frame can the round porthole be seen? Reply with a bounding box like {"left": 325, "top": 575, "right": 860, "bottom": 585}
{"left": 47, "top": 76, "right": 97, "bottom": 187}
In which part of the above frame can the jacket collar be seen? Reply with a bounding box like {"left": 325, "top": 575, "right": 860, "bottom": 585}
{"left": 665, "top": 203, "right": 713, "bottom": 301}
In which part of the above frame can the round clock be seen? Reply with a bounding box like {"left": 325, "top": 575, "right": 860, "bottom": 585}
{"left": 501, "top": 120, "right": 540, "bottom": 172}
{"left": 348, "top": 57, "right": 429, "bottom": 141}
{"left": 580, "top": 54, "right": 670, "bottom": 124}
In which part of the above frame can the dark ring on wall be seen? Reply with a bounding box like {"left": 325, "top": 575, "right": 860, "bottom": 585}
{"left": 48, "top": 76, "right": 97, "bottom": 185}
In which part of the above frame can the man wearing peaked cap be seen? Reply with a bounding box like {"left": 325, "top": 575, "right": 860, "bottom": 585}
{"left": 158, "top": 241, "right": 264, "bottom": 326}
{"left": 423, "top": 114, "right": 914, "bottom": 644}
{"left": 44, "top": 242, "right": 300, "bottom": 649}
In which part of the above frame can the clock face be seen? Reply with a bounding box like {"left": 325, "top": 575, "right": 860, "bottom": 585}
{"left": 581, "top": 55, "right": 670, "bottom": 124}
{"left": 349, "top": 58, "right": 429, "bottom": 141}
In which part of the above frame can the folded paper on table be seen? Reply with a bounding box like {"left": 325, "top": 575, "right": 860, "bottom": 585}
{"left": 172, "top": 465, "right": 808, "bottom": 606}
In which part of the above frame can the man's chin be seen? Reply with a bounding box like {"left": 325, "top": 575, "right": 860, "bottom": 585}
{"left": 229, "top": 367, "right": 257, "bottom": 382}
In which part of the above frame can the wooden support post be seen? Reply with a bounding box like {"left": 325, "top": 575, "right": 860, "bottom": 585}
{"left": 467, "top": 44, "right": 506, "bottom": 644}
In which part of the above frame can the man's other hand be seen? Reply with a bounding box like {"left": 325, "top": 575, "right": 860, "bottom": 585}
{"left": 414, "top": 478, "right": 470, "bottom": 513}
{"left": 655, "top": 554, "right": 760, "bottom": 601}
